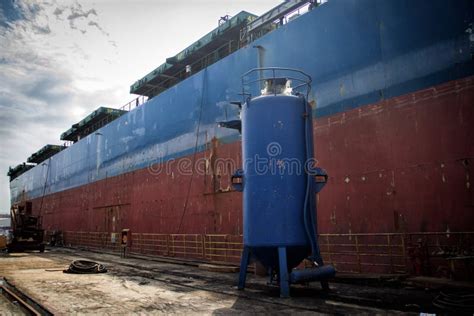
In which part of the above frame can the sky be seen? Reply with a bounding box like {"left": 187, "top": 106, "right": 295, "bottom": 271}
{"left": 0, "top": 0, "right": 282, "bottom": 214}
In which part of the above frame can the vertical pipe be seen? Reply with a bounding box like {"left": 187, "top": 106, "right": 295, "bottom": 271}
{"left": 303, "top": 96, "right": 324, "bottom": 265}
{"left": 253, "top": 45, "right": 265, "bottom": 90}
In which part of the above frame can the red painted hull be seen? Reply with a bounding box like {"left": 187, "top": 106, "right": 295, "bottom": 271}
{"left": 316, "top": 77, "right": 474, "bottom": 234}
{"left": 29, "top": 76, "right": 474, "bottom": 275}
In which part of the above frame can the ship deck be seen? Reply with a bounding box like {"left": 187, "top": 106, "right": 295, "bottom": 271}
{"left": 1, "top": 248, "right": 471, "bottom": 314}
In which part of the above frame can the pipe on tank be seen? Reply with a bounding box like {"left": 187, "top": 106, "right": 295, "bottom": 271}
{"left": 302, "top": 93, "right": 328, "bottom": 269}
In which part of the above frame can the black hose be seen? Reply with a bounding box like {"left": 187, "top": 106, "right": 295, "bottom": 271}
{"left": 63, "top": 260, "right": 107, "bottom": 274}
{"left": 302, "top": 96, "right": 326, "bottom": 266}
{"left": 302, "top": 97, "right": 318, "bottom": 261}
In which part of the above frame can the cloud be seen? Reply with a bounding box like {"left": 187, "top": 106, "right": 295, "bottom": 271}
{"left": 0, "top": 0, "right": 121, "bottom": 213}
{"left": 50, "top": 1, "right": 107, "bottom": 36}
{"left": 88, "top": 20, "right": 109, "bottom": 36}
{"left": 0, "top": 53, "right": 77, "bottom": 212}
{"left": 68, "top": 8, "right": 97, "bottom": 20}
{"left": 32, "top": 24, "right": 51, "bottom": 34}
{"left": 52, "top": 7, "right": 64, "bottom": 17}
{"left": 66, "top": 2, "right": 98, "bottom": 33}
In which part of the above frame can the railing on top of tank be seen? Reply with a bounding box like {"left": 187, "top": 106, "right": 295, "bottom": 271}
{"left": 58, "top": 231, "right": 473, "bottom": 278}
{"left": 241, "top": 67, "right": 312, "bottom": 99}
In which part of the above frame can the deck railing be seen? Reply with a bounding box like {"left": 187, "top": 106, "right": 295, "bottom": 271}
{"left": 318, "top": 232, "right": 473, "bottom": 276}
{"left": 59, "top": 231, "right": 473, "bottom": 277}
{"left": 119, "top": 95, "right": 148, "bottom": 112}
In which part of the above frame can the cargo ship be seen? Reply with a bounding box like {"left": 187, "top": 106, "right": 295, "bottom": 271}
{"left": 8, "top": 0, "right": 474, "bottom": 277}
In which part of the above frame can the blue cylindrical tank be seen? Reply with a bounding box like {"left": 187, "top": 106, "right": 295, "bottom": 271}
{"left": 227, "top": 69, "right": 334, "bottom": 297}
{"left": 241, "top": 93, "right": 312, "bottom": 269}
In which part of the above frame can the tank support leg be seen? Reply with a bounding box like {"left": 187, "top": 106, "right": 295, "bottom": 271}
{"left": 278, "top": 247, "right": 290, "bottom": 298}
{"left": 321, "top": 280, "right": 330, "bottom": 291}
{"left": 238, "top": 246, "right": 250, "bottom": 290}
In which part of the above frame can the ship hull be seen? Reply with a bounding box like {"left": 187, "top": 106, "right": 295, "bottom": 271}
{"left": 25, "top": 76, "right": 474, "bottom": 274}
{"left": 9, "top": 0, "right": 474, "bottom": 275}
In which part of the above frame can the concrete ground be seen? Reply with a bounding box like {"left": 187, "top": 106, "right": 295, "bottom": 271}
{"left": 0, "top": 248, "right": 451, "bottom": 315}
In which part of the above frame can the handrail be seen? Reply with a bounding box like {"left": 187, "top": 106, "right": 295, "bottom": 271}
{"left": 61, "top": 230, "right": 474, "bottom": 275}
{"left": 241, "top": 67, "right": 312, "bottom": 99}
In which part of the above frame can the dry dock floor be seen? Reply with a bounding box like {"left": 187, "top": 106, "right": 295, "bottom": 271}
{"left": 0, "top": 248, "right": 454, "bottom": 314}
